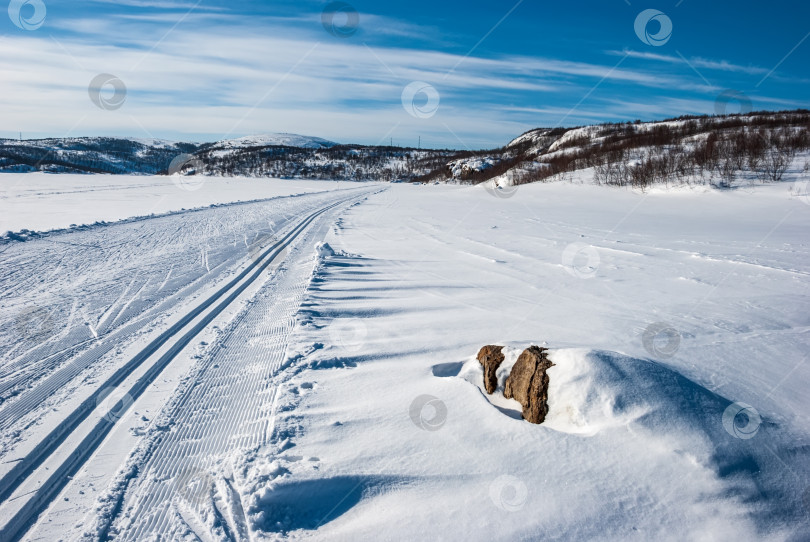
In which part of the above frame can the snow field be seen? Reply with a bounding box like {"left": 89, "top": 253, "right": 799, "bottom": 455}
{"left": 256, "top": 181, "right": 809, "bottom": 540}
{"left": 0, "top": 176, "right": 808, "bottom": 540}
{"left": 0, "top": 173, "right": 365, "bottom": 234}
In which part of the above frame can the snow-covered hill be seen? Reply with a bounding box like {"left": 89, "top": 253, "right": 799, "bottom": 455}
{"left": 0, "top": 136, "right": 196, "bottom": 175}
{"left": 2, "top": 110, "right": 808, "bottom": 189}
{"left": 424, "top": 109, "right": 810, "bottom": 190}
{"left": 206, "top": 133, "right": 338, "bottom": 151}
{"left": 0, "top": 133, "right": 454, "bottom": 181}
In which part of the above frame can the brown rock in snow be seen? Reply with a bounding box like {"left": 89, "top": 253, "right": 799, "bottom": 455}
{"left": 504, "top": 346, "right": 554, "bottom": 424}
{"left": 476, "top": 345, "right": 505, "bottom": 394}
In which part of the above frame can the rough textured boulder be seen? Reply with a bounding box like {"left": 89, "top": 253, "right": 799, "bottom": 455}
{"left": 504, "top": 346, "right": 554, "bottom": 424}
{"left": 477, "top": 345, "right": 505, "bottom": 394}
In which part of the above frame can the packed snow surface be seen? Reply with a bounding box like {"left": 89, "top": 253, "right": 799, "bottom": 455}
{"left": 0, "top": 176, "right": 808, "bottom": 541}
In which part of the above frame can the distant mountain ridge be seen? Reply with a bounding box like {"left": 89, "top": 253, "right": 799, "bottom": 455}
{"left": 0, "top": 132, "right": 456, "bottom": 181}
{"left": 0, "top": 137, "right": 197, "bottom": 175}
{"left": 204, "top": 133, "right": 338, "bottom": 151}
{"left": 0, "top": 132, "right": 337, "bottom": 175}
{"left": 2, "top": 111, "right": 808, "bottom": 188}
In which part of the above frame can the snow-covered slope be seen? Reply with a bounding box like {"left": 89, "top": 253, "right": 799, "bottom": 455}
{"left": 208, "top": 133, "right": 338, "bottom": 150}
{"left": 506, "top": 127, "right": 566, "bottom": 152}
{"left": 430, "top": 110, "right": 810, "bottom": 190}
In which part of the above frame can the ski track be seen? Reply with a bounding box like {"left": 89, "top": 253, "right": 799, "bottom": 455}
{"left": 0, "top": 190, "right": 357, "bottom": 430}
{"left": 0, "top": 186, "right": 378, "bottom": 541}
{"left": 108, "top": 193, "right": 364, "bottom": 540}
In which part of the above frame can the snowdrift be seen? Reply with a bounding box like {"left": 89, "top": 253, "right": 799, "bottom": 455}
{"left": 453, "top": 347, "right": 809, "bottom": 534}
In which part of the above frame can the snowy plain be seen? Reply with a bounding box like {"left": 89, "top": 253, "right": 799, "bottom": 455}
{"left": 0, "top": 173, "right": 809, "bottom": 541}
{"left": 0, "top": 173, "right": 357, "bottom": 234}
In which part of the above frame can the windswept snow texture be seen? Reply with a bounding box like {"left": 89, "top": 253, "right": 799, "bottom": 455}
{"left": 267, "top": 182, "right": 809, "bottom": 541}
{"left": 0, "top": 177, "right": 808, "bottom": 541}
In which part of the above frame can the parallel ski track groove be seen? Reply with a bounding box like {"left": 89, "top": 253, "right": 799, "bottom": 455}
{"left": 0, "top": 192, "right": 366, "bottom": 542}
{"left": 0, "top": 191, "right": 343, "bottom": 408}
{"left": 0, "top": 233, "right": 264, "bottom": 428}
{"left": 117, "top": 195, "right": 353, "bottom": 539}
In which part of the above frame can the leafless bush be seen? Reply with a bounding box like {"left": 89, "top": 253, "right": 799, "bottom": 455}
{"left": 757, "top": 144, "right": 796, "bottom": 182}
{"left": 411, "top": 109, "right": 810, "bottom": 190}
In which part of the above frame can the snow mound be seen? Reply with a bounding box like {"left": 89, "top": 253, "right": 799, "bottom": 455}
{"left": 315, "top": 242, "right": 336, "bottom": 259}
{"left": 543, "top": 348, "right": 696, "bottom": 436}
{"left": 453, "top": 346, "right": 810, "bottom": 530}
{"left": 459, "top": 347, "right": 729, "bottom": 436}
{"left": 480, "top": 175, "right": 515, "bottom": 192}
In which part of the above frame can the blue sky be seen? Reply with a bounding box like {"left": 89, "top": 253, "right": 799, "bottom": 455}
{"left": 1, "top": 0, "right": 808, "bottom": 148}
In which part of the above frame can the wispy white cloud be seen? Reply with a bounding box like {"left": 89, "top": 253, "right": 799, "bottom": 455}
{"left": 610, "top": 49, "right": 769, "bottom": 76}
{"left": 85, "top": 0, "right": 218, "bottom": 10}
{"left": 4, "top": 10, "right": 806, "bottom": 148}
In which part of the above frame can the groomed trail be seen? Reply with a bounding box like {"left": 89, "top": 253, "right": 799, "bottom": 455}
{"left": 0, "top": 185, "right": 379, "bottom": 541}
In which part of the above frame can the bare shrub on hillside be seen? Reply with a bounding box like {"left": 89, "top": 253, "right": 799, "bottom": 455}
{"left": 757, "top": 144, "right": 796, "bottom": 183}
{"left": 409, "top": 109, "right": 810, "bottom": 189}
